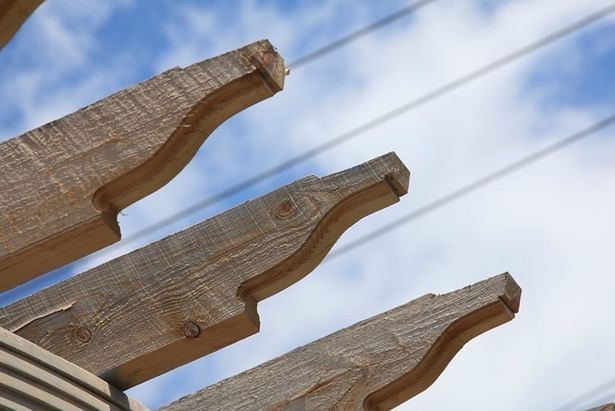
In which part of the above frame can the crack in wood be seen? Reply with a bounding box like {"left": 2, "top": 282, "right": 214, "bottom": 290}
{"left": 11, "top": 303, "right": 75, "bottom": 334}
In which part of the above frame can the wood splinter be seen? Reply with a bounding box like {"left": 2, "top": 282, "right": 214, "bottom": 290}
{"left": 0, "top": 152, "right": 410, "bottom": 390}
{"left": 159, "top": 273, "right": 521, "bottom": 411}
{"left": 0, "top": 39, "right": 285, "bottom": 291}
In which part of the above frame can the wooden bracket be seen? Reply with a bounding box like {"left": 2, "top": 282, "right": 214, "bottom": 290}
{"left": 0, "top": 0, "right": 43, "bottom": 49}
{"left": 159, "top": 273, "right": 521, "bottom": 411}
{"left": 0, "top": 152, "right": 410, "bottom": 389}
{"left": 0, "top": 39, "right": 285, "bottom": 291}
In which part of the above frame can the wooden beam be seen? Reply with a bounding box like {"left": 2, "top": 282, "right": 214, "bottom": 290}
{"left": 159, "top": 273, "right": 521, "bottom": 411}
{"left": 0, "top": 326, "right": 148, "bottom": 411}
{"left": 0, "top": 39, "right": 285, "bottom": 291}
{"left": 0, "top": 0, "right": 43, "bottom": 50}
{"left": 0, "top": 152, "right": 410, "bottom": 389}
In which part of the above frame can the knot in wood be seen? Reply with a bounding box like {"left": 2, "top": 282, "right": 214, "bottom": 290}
{"left": 75, "top": 327, "right": 92, "bottom": 343}
{"left": 184, "top": 321, "right": 201, "bottom": 338}
{"left": 273, "top": 198, "right": 295, "bottom": 219}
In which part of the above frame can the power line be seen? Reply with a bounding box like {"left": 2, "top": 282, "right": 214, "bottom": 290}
{"left": 288, "top": 0, "right": 437, "bottom": 69}
{"left": 0, "top": 2, "right": 438, "bottom": 305}
{"left": 120, "top": 3, "right": 615, "bottom": 246}
{"left": 326, "top": 113, "right": 615, "bottom": 261}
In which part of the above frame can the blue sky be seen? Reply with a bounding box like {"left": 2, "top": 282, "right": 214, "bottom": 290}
{"left": 1, "top": 1, "right": 615, "bottom": 409}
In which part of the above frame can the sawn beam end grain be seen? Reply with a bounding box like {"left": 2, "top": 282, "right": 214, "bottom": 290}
{"left": 0, "top": 0, "right": 43, "bottom": 50}
{"left": 0, "top": 39, "right": 285, "bottom": 291}
{"left": 159, "top": 273, "right": 521, "bottom": 411}
{"left": 0, "top": 152, "right": 410, "bottom": 390}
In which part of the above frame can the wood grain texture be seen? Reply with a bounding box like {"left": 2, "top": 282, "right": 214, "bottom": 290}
{"left": 0, "top": 326, "right": 148, "bottom": 411}
{"left": 0, "top": 152, "right": 410, "bottom": 390}
{"left": 0, "top": 39, "right": 285, "bottom": 291}
{"left": 159, "top": 273, "right": 521, "bottom": 411}
{"left": 0, "top": 0, "right": 43, "bottom": 50}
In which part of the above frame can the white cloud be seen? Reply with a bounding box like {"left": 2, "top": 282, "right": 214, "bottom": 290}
{"left": 127, "top": 1, "right": 615, "bottom": 409}
{"left": 3, "top": 0, "right": 615, "bottom": 409}
{"left": 0, "top": 0, "right": 135, "bottom": 138}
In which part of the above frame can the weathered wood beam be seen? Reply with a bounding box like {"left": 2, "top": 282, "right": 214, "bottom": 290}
{"left": 0, "top": 39, "right": 285, "bottom": 291}
{"left": 0, "top": 326, "right": 148, "bottom": 411}
{"left": 0, "top": 0, "right": 43, "bottom": 50}
{"left": 159, "top": 273, "right": 521, "bottom": 411}
{"left": 0, "top": 152, "right": 410, "bottom": 390}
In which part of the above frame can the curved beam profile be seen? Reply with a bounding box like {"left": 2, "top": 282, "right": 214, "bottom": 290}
{"left": 0, "top": 0, "right": 43, "bottom": 50}
{"left": 159, "top": 273, "right": 521, "bottom": 411}
{"left": 0, "top": 152, "right": 410, "bottom": 389}
{"left": 0, "top": 39, "right": 285, "bottom": 291}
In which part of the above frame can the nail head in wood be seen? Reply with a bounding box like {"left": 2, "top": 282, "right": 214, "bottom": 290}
{"left": 159, "top": 273, "right": 521, "bottom": 411}
{"left": 183, "top": 322, "right": 201, "bottom": 339}
{"left": 0, "top": 152, "right": 410, "bottom": 389}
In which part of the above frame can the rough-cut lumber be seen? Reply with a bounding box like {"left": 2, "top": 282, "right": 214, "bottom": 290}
{"left": 160, "top": 273, "right": 521, "bottom": 411}
{"left": 0, "top": 326, "right": 148, "bottom": 411}
{"left": 590, "top": 405, "right": 615, "bottom": 411}
{"left": 0, "top": 152, "right": 410, "bottom": 390}
{"left": 0, "top": 0, "right": 43, "bottom": 49}
{"left": 0, "top": 39, "right": 285, "bottom": 291}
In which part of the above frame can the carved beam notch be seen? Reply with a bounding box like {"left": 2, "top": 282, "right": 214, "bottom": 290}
{"left": 159, "top": 273, "right": 522, "bottom": 411}
{"left": 0, "top": 152, "right": 410, "bottom": 389}
{"left": 0, "top": 39, "right": 285, "bottom": 291}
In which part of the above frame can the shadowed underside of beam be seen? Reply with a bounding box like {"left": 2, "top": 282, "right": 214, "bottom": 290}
{"left": 0, "top": 0, "right": 43, "bottom": 50}
{"left": 0, "top": 152, "right": 410, "bottom": 390}
{"left": 159, "top": 273, "right": 521, "bottom": 411}
{"left": 0, "top": 39, "right": 285, "bottom": 291}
